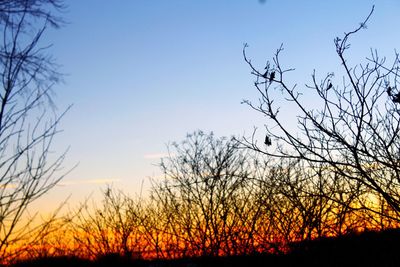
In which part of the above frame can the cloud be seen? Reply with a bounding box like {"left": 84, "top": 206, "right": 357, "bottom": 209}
{"left": 143, "top": 153, "right": 172, "bottom": 159}
{"left": 58, "top": 178, "right": 120, "bottom": 186}
{"left": 0, "top": 183, "right": 18, "bottom": 189}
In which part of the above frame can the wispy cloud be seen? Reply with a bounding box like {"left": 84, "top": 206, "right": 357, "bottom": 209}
{"left": 0, "top": 183, "right": 18, "bottom": 189}
{"left": 143, "top": 153, "right": 172, "bottom": 159}
{"left": 58, "top": 178, "right": 120, "bottom": 186}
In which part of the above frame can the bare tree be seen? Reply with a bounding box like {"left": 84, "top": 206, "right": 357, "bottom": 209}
{"left": 0, "top": 0, "right": 69, "bottom": 260}
{"left": 242, "top": 6, "right": 400, "bottom": 222}
{"left": 152, "top": 131, "right": 290, "bottom": 257}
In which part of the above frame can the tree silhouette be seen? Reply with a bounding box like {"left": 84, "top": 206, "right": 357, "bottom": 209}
{"left": 0, "top": 0, "right": 69, "bottom": 261}
{"left": 242, "top": 6, "right": 400, "bottom": 222}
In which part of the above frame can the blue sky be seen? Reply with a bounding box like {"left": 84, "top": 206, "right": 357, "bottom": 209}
{"left": 33, "top": 0, "right": 400, "bottom": 209}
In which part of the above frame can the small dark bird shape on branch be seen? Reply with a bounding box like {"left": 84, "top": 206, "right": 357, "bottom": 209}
{"left": 327, "top": 82, "right": 333, "bottom": 91}
{"left": 262, "top": 70, "right": 269, "bottom": 79}
{"left": 264, "top": 135, "right": 272, "bottom": 146}
{"left": 387, "top": 86, "right": 393, "bottom": 97}
{"left": 387, "top": 86, "right": 400, "bottom": 104}
{"left": 393, "top": 92, "right": 400, "bottom": 104}
{"left": 269, "top": 71, "right": 275, "bottom": 82}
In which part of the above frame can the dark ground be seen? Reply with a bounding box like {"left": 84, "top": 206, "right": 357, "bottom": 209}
{"left": 11, "top": 228, "right": 400, "bottom": 267}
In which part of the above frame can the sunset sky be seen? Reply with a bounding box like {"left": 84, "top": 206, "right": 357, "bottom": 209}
{"left": 34, "top": 0, "right": 400, "bottom": 211}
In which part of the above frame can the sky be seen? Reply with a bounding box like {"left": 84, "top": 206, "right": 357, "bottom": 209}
{"left": 31, "top": 0, "right": 400, "bottom": 211}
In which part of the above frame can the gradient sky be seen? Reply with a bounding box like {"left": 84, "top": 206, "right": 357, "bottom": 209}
{"left": 32, "top": 0, "right": 400, "bottom": 211}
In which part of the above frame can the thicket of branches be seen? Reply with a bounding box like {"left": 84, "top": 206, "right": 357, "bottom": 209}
{"left": 38, "top": 7, "right": 399, "bottom": 260}
{"left": 7, "top": 5, "right": 400, "bottom": 264}
{"left": 23, "top": 129, "right": 400, "bottom": 260}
